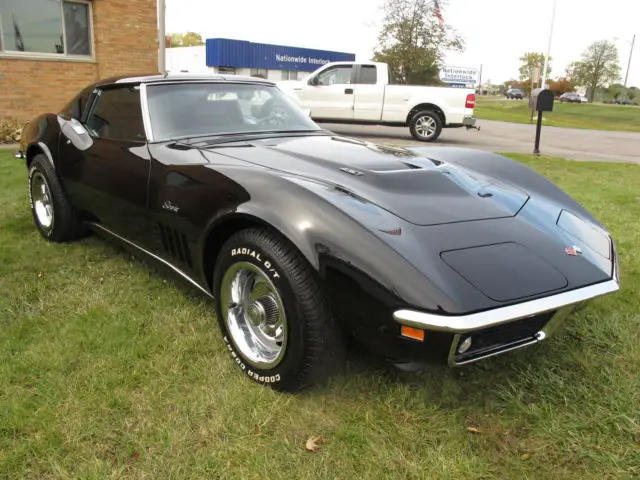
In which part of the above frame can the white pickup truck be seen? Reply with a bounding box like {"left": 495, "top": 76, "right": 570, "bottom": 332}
{"left": 277, "top": 61, "right": 478, "bottom": 142}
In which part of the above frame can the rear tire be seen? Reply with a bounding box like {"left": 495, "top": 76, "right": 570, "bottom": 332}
{"left": 409, "top": 110, "right": 443, "bottom": 142}
{"left": 28, "top": 154, "right": 85, "bottom": 242}
{"left": 213, "top": 227, "right": 344, "bottom": 392}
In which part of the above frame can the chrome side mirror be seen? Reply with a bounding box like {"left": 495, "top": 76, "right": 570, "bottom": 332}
{"left": 61, "top": 118, "right": 93, "bottom": 151}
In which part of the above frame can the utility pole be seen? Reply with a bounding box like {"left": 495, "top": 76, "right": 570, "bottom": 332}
{"left": 540, "top": 0, "right": 558, "bottom": 90}
{"left": 624, "top": 34, "right": 635, "bottom": 87}
{"left": 478, "top": 64, "right": 483, "bottom": 93}
{"left": 158, "top": 0, "right": 166, "bottom": 73}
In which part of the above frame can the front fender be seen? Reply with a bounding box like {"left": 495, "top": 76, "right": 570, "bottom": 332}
{"left": 200, "top": 166, "right": 458, "bottom": 314}
{"left": 21, "top": 113, "right": 61, "bottom": 170}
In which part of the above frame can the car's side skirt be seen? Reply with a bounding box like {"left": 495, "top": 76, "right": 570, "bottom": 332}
{"left": 87, "top": 222, "right": 213, "bottom": 299}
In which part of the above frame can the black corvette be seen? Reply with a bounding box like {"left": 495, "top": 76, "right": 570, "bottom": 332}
{"left": 20, "top": 74, "right": 620, "bottom": 392}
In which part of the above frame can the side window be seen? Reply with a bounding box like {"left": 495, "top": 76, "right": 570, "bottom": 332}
{"left": 359, "top": 65, "right": 377, "bottom": 85}
{"left": 61, "top": 87, "right": 92, "bottom": 119}
{"left": 316, "top": 66, "right": 353, "bottom": 86}
{"left": 85, "top": 86, "right": 146, "bottom": 142}
{"left": 64, "top": 97, "right": 82, "bottom": 119}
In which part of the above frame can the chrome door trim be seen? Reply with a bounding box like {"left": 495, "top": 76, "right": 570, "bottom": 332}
{"left": 88, "top": 222, "right": 212, "bottom": 298}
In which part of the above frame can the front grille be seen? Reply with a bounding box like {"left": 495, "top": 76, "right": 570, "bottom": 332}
{"left": 454, "top": 312, "right": 554, "bottom": 363}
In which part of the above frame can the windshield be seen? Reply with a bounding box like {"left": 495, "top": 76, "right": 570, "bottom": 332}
{"left": 146, "top": 82, "right": 320, "bottom": 141}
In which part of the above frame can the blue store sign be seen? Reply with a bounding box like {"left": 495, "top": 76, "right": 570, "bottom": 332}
{"left": 206, "top": 38, "right": 355, "bottom": 72}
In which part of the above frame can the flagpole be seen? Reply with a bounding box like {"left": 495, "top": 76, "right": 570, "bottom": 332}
{"left": 540, "top": 0, "right": 557, "bottom": 90}
{"left": 624, "top": 34, "right": 635, "bottom": 88}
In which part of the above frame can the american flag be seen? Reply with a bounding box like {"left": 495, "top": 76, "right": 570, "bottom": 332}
{"left": 13, "top": 16, "right": 25, "bottom": 51}
{"left": 433, "top": 0, "right": 444, "bottom": 25}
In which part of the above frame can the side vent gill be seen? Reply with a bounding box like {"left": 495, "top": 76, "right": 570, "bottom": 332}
{"left": 158, "top": 223, "right": 193, "bottom": 267}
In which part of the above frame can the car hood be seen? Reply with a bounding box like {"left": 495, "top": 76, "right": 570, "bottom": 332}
{"left": 209, "top": 135, "right": 530, "bottom": 226}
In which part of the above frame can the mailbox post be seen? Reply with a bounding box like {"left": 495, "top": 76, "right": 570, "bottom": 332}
{"left": 529, "top": 88, "right": 555, "bottom": 155}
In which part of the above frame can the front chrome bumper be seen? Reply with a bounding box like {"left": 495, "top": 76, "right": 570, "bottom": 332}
{"left": 393, "top": 279, "right": 619, "bottom": 333}
{"left": 393, "top": 277, "right": 620, "bottom": 366}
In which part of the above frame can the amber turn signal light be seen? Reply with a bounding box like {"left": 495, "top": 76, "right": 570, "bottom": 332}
{"left": 400, "top": 325, "right": 425, "bottom": 342}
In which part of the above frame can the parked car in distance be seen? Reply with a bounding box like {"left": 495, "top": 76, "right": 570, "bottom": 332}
{"left": 276, "top": 61, "right": 478, "bottom": 142}
{"left": 505, "top": 88, "right": 524, "bottom": 100}
{"left": 559, "top": 92, "right": 582, "bottom": 103}
{"left": 19, "top": 74, "right": 620, "bottom": 392}
{"left": 580, "top": 95, "right": 589, "bottom": 103}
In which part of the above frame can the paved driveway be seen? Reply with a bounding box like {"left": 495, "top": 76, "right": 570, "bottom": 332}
{"left": 319, "top": 120, "right": 640, "bottom": 164}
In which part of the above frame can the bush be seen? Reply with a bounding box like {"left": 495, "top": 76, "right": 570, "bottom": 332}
{"left": 0, "top": 119, "right": 26, "bottom": 144}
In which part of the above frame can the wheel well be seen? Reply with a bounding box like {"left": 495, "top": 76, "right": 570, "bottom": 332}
{"left": 25, "top": 144, "right": 44, "bottom": 168}
{"left": 202, "top": 215, "right": 275, "bottom": 292}
{"left": 406, "top": 104, "right": 446, "bottom": 126}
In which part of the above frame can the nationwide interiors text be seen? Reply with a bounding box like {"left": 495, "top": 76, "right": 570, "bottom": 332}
{"left": 275, "top": 54, "right": 330, "bottom": 65}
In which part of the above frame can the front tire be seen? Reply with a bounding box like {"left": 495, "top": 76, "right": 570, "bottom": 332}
{"left": 213, "top": 228, "right": 343, "bottom": 392}
{"left": 28, "top": 154, "right": 84, "bottom": 242}
{"left": 409, "top": 110, "right": 443, "bottom": 142}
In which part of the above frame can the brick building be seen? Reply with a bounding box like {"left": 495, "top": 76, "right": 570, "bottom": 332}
{"left": 0, "top": 0, "right": 158, "bottom": 122}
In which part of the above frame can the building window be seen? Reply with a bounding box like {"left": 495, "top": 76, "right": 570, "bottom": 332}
{"left": 0, "top": 0, "right": 93, "bottom": 57}
{"left": 250, "top": 68, "right": 268, "bottom": 79}
{"left": 281, "top": 70, "right": 298, "bottom": 81}
{"left": 218, "top": 67, "right": 236, "bottom": 75}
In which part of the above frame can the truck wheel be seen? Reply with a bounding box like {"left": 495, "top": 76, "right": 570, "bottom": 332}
{"left": 28, "top": 154, "right": 85, "bottom": 242}
{"left": 213, "top": 227, "right": 344, "bottom": 393}
{"left": 409, "top": 110, "right": 443, "bottom": 142}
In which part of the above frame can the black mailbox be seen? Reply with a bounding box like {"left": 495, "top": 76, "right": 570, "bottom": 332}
{"left": 529, "top": 88, "right": 554, "bottom": 112}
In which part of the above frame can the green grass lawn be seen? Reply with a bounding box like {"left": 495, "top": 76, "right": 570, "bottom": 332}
{"left": 476, "top": 96, "right": 640, "bottom": 132}
{"left": 1, "top": 150, "right": 639, "bottom": 479}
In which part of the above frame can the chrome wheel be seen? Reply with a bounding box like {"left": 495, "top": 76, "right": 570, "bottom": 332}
{"left": 31, "top": 172, "right": 54, "bottom": 231}
{"left": 415, "top": 115, "right": 437, "bottom": 139}
{"left": 220, "top": 261, "right": 287, "bottom": 369}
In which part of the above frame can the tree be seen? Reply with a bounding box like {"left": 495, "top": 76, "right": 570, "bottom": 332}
{"left": 628, "top": 86, "right": 638, "bottom": 103}
{"left": 169, "top": 32, "right": 204, "bottom": 47}
{"left": 518, "top": 52, "right": 551, "bottom": 83}
{"left": 548, "top": 77, "right": 574, "bottom": 96}
{"left": 607, "top": 83, "right": 626, "bottom": 101}
{"left": 567, "top": 40, "right": 621, "bottom": 102}
{"left": 372, "top": 0, "right": 464, "bottom": 85}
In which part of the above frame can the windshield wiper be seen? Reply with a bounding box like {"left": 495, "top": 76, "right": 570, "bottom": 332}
{"left": 198, "top": 129, "right": 332, "bottom": 146}
{"left": 167, "top": 140, "right": 196, "bottom": 150}
{"left": 166, "top": 129, "right": 331, "bottom": 148}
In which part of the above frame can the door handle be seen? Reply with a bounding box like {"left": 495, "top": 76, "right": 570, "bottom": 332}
{"left": 345, "top": 88, "right": 354, "bottom": 95}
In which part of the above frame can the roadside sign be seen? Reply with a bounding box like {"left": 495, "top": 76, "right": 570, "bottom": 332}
{"left": 439, "top": 66, "right": 478, "bottom": 86}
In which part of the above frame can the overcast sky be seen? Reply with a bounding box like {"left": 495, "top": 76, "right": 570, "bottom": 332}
{"left": 166, "top": 0, "right": 638, "bottom": 86}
